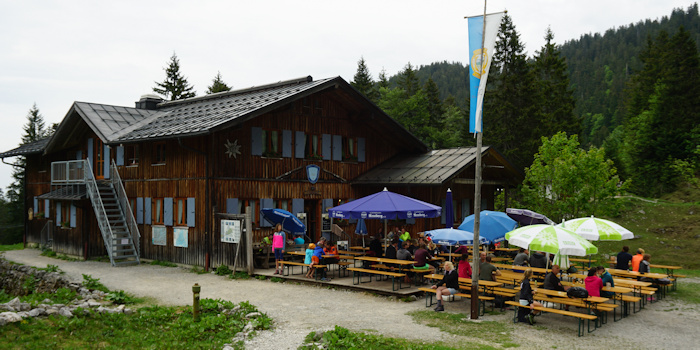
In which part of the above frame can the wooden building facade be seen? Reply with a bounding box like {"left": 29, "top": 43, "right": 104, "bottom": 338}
{"left": 1, "top": 76, "right": 523, "bottom": 268}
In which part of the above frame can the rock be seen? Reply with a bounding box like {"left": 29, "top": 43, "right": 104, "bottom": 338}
{"left": 123, "top": 308, "right": 133, "bottom": 315}
{"left": 116, "top": 305, "right": 125, "bottom": 312}
{"left": 16, "top": 311, "right": 30, "bottom": 319}
{"left": 46, "top": 308, "right": 59, "bottom": 316}
{"left": 1, "top": 306, "right": 15, "bottom": 312}
{"left": 638, "top": 209, "right": 646, "bottom": 214}
{"left": 96, "top": 306, "right": 107, "bottom": 314}
{"left": 59, "top": 307, "right": 73, "bottom": 317}
{"left": 77, "top": 302, "right": 89, "bottom": 309}
{"left": 7, "top": 298, "right": 20, "bottom": 308}
{"left": 245, "top": 312, "right": 261, "bottom": 318}
{"left": 0, "top": 312, "right": 22, "bottom": 323}
{"left": 222, "top": 345, "right": 235, "bottom": 350}
{"left": 87, "top": 299, "right": 101, "bottom": 307}
{"left": 42, "top": 299, "right": 52, "bottom": 304}
{"left": 28, "top": 308, "right": 44, "bottom": 317}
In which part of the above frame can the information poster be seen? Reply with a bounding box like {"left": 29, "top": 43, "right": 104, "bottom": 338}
{"left": 152, "top": 226, "right": 166, "bottom": 246}
{"left": 221, "top": 219, "right": 242, "bottom": 243}
{"left": 174, "top": 227, "right": 188, "bottom": 248}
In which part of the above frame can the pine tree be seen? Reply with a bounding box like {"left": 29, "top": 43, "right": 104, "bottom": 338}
{"left": 351, "top": 57, "right": 378, "bottom": 102}
{"left": 377, "top": 68, "right": 389, "bottom": 89}
{"left": 483, "top": 14, "right": 540, "bottom": 170}
{"left": 397, "top": 63, "right": 420, "bottom": 96}
{"left": 5, "top": 104, "right": 48, "bottom": 243}
{"left": 153, "top": 53, "right": 196, "bottom": 101}
{"left": 532, "top": 28, "right": 578, "bottom": 138}
{"left": 206, "top": 72, "right": 232, "bottom": 94}
{"left": 423, "top": 78, "right": 444, "bottom": 127}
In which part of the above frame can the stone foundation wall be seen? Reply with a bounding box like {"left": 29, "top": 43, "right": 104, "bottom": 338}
{"left": 0, "top": 258, "right": 81, "bottom": 296}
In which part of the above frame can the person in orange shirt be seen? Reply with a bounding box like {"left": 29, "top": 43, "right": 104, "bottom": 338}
{"left": 631, "top": 248, "right": 645, "bottom": 272}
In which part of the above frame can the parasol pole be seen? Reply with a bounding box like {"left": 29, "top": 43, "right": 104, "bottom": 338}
{"left": 470, "top": 0, "right": 488, "bottom": 320}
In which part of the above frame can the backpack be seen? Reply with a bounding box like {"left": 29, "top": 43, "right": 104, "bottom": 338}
{"left": 567, "top": 286, "right": 589, "bottom": 299}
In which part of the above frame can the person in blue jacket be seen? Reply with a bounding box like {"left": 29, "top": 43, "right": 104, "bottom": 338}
{"left": 312, "top": 243, "right": 329, "bottom": 281}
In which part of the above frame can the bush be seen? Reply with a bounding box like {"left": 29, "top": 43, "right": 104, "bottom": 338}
{"left": 215, "top": 264, "right": 232, "bottom": 276}
{"left": 82, "top": 274, "right": 109, "bottom": 292}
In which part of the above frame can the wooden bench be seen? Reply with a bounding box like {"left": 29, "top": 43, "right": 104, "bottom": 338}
{"left": 418, "top": 287, "right": 494, "bottom": 315}
{"left": 534, "top": 295, "right": 616, "bottom": 326}
{"left": 347, "top": 267, "right": 407, "bottom": 291}
{"left": 280, "top": 261, "right": 327, "bottom": 280}
{"left": 505, "top": 300, "right": 597, "bottom": 337}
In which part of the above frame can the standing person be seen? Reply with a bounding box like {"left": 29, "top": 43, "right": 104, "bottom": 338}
{"left": 272, "top": 224, "right": 286, "bottom": 275}
{"left": 616, "top": 246, "right": 634, "bottom": 270}
{"left": 631, "top": 248, "right": 645, "bottom": 272}
{"left": 518, "top": 269, "right": 543, "bottom": 324}
{"left": 304, "top": 243, "right": 316, "bottom": 278}
{"left": 431, "top": 261, "right": 458, "bottom": 312}
{"left": 584, "top": 267, "right": 603, "bottom": 297}
{"left": 598, "top": 266, "right": 615, "bottom": 298}
{"left": 458, "top": 253, "right": 472, "bottom": 278}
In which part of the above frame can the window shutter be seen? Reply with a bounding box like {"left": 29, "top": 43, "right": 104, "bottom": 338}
{"left": 76, "top": 150, "right": 82, "bottom": 160}
{"left": 462, "top": 199, "right": 470, "bottom": 218}
{"left": 45, "top": 200, "right": 50, "bottom": 215}
{"left": 164, "top": 198, "right": 173, "bottom": 226}
{"left": 332, "top": 135, "right": 342, "bottom": 161}
{"left": 260, "top": 198, "right": 273, "bottom": 227}
{"left": 187, "top": 197, "right": 195, "bottom": 227}
{"left": 87, "top": 138, "right": 94, "bottom": 167}
{"left": 103, "top": 145, "right": 111, "bottom": 179}
{"left": 145, "top": 197, "right": 152, "bottom": 224}
{"left": 322, "top": 198, "right": 333, "bottom": 214}
{"left": 251, "top": 127, "right": 262, "bottom": 156}
{"left": 70, "top": 203, "right": 77, "bottom": 228}
{"left": 358, "top": 137, "right": 366, "bottom": 162}
{"left": 226, "top": 198, "right": 239, "bottom": 214}
{"left": 116, "top": 146, "right": 124, "bottom": 166}
{"left": 136, "top": 197, "right": 144, "bottom": 224}
{"left": 291, "top": 198, "right": 304, "bottom": 216}
{"left": 295, "top": 131, "right": 305, "bottom": 159}
{"left": 282, "top": 130, "right": 292, "bottom": 158}
{"left": 322, "top": 134, "right": 331, "bottom": 160}
{"left": 33, "top": 197, "right": 38, "bottom": 214}
{"left": 56, "top": 202, "right": 61, "bottom": 226}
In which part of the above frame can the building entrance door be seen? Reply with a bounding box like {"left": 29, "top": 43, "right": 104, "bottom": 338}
{"left": 304, "top": 199, "right": 319, "bottom": 243}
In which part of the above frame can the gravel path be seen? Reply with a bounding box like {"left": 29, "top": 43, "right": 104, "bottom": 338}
{"left": 3, "top": 249, "right": 698, "bottom": 349}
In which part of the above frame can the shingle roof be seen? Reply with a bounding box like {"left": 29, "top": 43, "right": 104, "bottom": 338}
{"left": 353, "top": 147, "right": 487, "bottom": 185}
{"left": 0, "top": 137, "right": 51, "bottom": 158}
{"left": 116, "top": 76, "right": 335, "bottom": 142}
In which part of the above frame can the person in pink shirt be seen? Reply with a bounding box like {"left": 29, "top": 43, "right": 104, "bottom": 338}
{"left": 584, "top": 267, "right": 603, "bottom": 297}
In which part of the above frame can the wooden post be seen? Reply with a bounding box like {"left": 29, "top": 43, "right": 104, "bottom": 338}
{"left": 245, "top": 206, "right": 254, "bottom": 275}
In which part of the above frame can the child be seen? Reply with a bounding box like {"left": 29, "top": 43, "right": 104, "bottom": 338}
{"left": 312, "top": 243, "right": 328, "bottom": 281}
{"left": 272, "top": 224, "right": 286, "bottom": 275}
{"left": 304, "top": 243, "right": 316, "bottom": 278}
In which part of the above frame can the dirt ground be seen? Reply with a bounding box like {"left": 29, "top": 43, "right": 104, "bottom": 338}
{"left": 3, "top": 249, "right": 698, "bottom": 349}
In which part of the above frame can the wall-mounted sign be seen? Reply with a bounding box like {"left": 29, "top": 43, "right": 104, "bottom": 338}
{"left": 221, "top": 219, "right": 242, "bottom": 243}
{"left": 306, "top": 164, "right": 320, "bottom": 184}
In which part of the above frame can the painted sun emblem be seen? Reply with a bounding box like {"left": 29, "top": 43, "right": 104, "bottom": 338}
{"left": 224, "top": 139, "right": 241, "bottom": 158}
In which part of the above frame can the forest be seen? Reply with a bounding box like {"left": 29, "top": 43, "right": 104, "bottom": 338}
{"left": 352, "top": 3, "right": 699, "bottom": 200}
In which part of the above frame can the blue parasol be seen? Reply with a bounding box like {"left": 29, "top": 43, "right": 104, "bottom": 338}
{"left": 261, "top": 208, "right": 306, "bottom": 235}
{"left": 426, "top": 228, "right": 487, "bottom": 246}
{"left": 328, "top": 188, "right": 441, "bottom": 220}
{"left": 458, "top": 210, "right": 517, "bottom": 244}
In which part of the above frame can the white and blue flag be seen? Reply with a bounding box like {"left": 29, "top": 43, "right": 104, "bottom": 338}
{"left": 468, "top": 12, "right": 505, "bottom": 133}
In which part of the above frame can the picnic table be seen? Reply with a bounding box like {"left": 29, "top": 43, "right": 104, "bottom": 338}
{"left": 492, "top": 263, "right": 550, "bottom": 275}
{"left": 532, "top": 288, "right": 614, "bottom": 327}
{"left": 338, "top": 250, "right": 363, "bottom": 256}
{"left": 424, "top": 273, "right": 503, "bottom": 295}
{"left": 349, "top": 246, "right": 369, "bottom": 251}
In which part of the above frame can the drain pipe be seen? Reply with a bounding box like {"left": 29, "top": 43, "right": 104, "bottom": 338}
{"left": 177, "top": 137, "right": 211, "bottom": 271}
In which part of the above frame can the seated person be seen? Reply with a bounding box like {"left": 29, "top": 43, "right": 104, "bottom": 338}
{"left": 454, "top": 244, "right": 470, "bottom": 255}
{"left": 543, "top": 264, "right": 570, "bottom": 310}
{"left": 368, "top": 235, "right": 383, "bottom": 258}
{"left": 385, "top": 239, "right": 399, "bottom": 260}
{"left": 584, "top": 267, "right": 603, "bottom": 297}
{"left": 615, "top": 246, "right": 633, "bottom": 270}
{"left": 431, "top": 261, "right": 458, "bottom": 312}
{"left": 294, "top": 235, "right": 305, "bottom": 245}
{"left": 518, "top": 269, "right": 543, "bottom": 324}
{"left": 312, "top": 243, "right": 329, "bottom": 281}
{"left": 598, "top": 266, "right": 615, "bottom": 298}
{"left": 631, "top": 248, "right": 645, "bottom": 272}
{"left": 513, "top": 248, "right": 530, "bottom": 267}
{"left": 323, "top": 241, "right": 339, "bottom": 265}
{"left": 479, "top": 255, "right": 501, "bottom": 281}
{"left": 397, "top": 241, "right": 413, "bottom": 261}
{"left": 304, "top": 243, "right": 317, "bottom": 278}
{"left": 457, "top": 253, "right": 472, "bottom": 278}
{"left": 413, "top": 243, "right": 435, "bottom": 273}
{"left": 638, "top": 254, "right": 652, "bottom": 274}
{"left": 529, "top": 251, "right": 547, "bottom": 269}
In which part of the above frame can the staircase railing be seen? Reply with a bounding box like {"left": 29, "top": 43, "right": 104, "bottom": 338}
{"left": 82, "top": 159, "right": 116, "bottom": 266}
{"left": 110, "top": 159, "right": 140, "bottom": 259}
{"left": 40, "top": 220, "right": 54, "bottom": 249}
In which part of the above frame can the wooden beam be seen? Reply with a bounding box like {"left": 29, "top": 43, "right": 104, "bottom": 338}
{"left": 454, "top": 178, "right": 507, "bottom": 186}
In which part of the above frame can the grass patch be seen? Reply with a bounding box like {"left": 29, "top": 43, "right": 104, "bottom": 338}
{"left": 299, "top": 325, "right": 489, "bottom": 350}
{"left": 270, "top": 277, "right": 284, "bottom": 283}
{"left": 673, "top": 282, "right": 700, "bottom": 304}
{"left": 409, "top": 310, "right": 518, "bottom": 348}
{"left": 0, "top": 243, "right": 23, "bottom": 251}
{"left": 82, "top": 274, "right": 109, "bottom": 293}
{"left": 189, "top": 266, "right": 207, "bottom": 274}
{"left": 0, "top": 287, "right": 78, "bottom": 306}
{"left": 0, "top": 299, "right": 271, "bottom": 350}
{"left": 150, "top": 260, "right": 178, "bottom": 267}
{"left": 231, "top": 271, "right": 251, "bottom": 280}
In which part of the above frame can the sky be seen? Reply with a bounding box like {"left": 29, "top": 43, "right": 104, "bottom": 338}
{"left": 0, "top": 0, "right": 696, "bottom": 193}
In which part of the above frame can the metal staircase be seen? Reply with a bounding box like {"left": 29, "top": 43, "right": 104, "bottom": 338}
{"left": 52, "top": 159, "right": 140, "bottom": 266}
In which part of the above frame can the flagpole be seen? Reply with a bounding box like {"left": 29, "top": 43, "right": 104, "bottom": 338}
{"left": 470, "top": 0, "right": 487, "bottom": 320}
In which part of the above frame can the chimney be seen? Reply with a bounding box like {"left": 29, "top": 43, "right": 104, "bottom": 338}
{"left": 135, "top": 94, "right": 163, "bottom": 110}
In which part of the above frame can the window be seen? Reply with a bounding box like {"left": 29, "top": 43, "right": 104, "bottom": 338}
{"left": 305, "top": 134, "right": 323, "bottom": 160}
{"left": 342, "top": 136, "right": 358, "bottom": 162}
{"left": 262, "top": 129, "right": 281, "bottom": 158}
{"left": 238, "top": 199, "right": 259, "bottom": 227}
{"left": 128, "top": 198, "right": 136, "bottom": 216}
{"left": 152, "top": 198, "right": 164, "bottom": 224}
{"left": 276, "top": 199, "right": 291, "bottom": 212}
{"left": 60, "top": 201, "right": 70, "bottom": 227}
{"left": 126, "top": 145, "right": 139, "bottom": 166}
{"left": 153, "top": 142, "right": 166, "bottom": 164}
{"left": 37, "top": 200, "right": 45, "bottom": 219}
{"left": 175, "top": 198, "right": 187, "bottom": 226}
